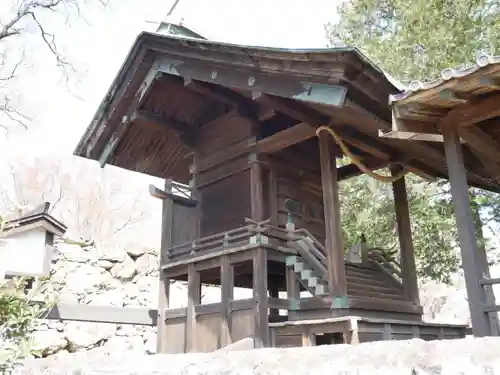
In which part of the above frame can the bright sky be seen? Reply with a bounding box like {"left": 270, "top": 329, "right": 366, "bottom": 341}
{"left": 0, "top": 0, "right": 340, "bottom": 160}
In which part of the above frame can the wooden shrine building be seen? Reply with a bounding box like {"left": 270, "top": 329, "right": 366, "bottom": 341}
{"left": 385, "top": 53, "right": 500, "bottom": 338}
{"left": 73, "top": 32, "right": 498, "bottom": 351}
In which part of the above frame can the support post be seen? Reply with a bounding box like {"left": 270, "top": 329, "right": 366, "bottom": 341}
{"left": 220, "top": 255, "right": 234, "bottom": 347}
{"left": 318, "top": 130, "right": 347, "bottom": 307}
{"left": 286, "top": 265, "right": 300, "bottom": 319}
{"left": 442, "top": 124, "right": 490, "bottom": 337}
{"left": 471, "top": 192, "right": 499, "bottom": 335}
{"left": 186, "top": 263, "right": 201, "bottom": 352}
{"left": 250, "top": 156, "right": 265, "bottom": 221}
{"left": 156, "top": 180, "right": 173, "bottom": 353}
{"left": 253, "top": 247, "right": 269, "bottom": 348}
{"left": 390, "top": 165, "right": 419, "bottom": 304}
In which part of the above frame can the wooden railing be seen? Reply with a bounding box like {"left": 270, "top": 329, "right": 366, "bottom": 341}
{"left": 479, "top": 277, "right": 500, "bottom": 313}
{"left": 367, "top": 248, "right": 403, "bottom": 285}
{"left": 165, "top": 225, "right": 254, "bottom": 260}
{"left": 170, "top": 180, "right": 192, "bottom": 199}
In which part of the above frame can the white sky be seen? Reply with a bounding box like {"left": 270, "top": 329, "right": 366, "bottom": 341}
{"left": 0, "top": 0, "right": 340, "bottom": 160}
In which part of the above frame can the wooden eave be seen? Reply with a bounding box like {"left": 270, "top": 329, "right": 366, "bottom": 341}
{"left": 386, "top": 53, "right": 500, "bottom": 192}
{"left": 73, "top": 32, "right": 474, "bottom": 186}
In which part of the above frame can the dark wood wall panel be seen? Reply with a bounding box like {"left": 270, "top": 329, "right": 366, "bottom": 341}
{"left": 197, "top": 113, "right": 254, "bottom": 157}
{"left": 199, "top": 170, "right": 251, "bottom": 237}
{"left": 172, "top": 204, "right": 198, "bottom": 247}
{"left": 274, "top": 174, "right": 326, "bottom": 243}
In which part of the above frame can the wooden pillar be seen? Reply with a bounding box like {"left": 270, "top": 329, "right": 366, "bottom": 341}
{"left": 220, "top": 255, "right": 234, "bottom": 347}
{"left": 156, "top": 180, "right": 173, "bottom": 353}
{"left": 253, "top": 247, "right": 269, "bottom": 348}
{"left": 286, "top": 265, "right": 300, "bottom": 320}
{"left": 186, "top": 263, "right": 201, "bottom": 351}
{"left": 250, "top": 156, "right": 265, "bottom": 221}
{"left": 442, "top": 124, "right": 490, "bottom": 337}
{"left": 318, "top": 130, "right": 347, "bottom": 307}
{"left": 390, "top": 165, "right": 419, "bottom": 304}
{"left": 268, "top": 168, "right": 279, "bottom": 225}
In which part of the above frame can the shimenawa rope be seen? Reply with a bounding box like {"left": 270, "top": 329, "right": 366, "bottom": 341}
{"left": 315, "top": 126, "right": 407, "bottom": 183}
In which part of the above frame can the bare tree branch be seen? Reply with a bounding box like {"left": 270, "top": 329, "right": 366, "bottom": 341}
{"left": 0, "top": 0, "right": 107, "bottom": 129}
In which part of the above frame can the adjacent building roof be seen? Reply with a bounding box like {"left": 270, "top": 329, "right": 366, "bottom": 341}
{"left": 386, "top": 52, "right": 500, "bottom": 191}
{"left": 4, "top": 202, "right": 67, "bottom": 237}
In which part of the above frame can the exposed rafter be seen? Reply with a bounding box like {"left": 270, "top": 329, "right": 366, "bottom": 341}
{"left": 134, "top": 109, "right": 196, "bottom": 147}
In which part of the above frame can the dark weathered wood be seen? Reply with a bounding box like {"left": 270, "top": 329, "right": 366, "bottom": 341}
{"left": 220, "top": 255, "right": 234, "bottom": 347}
{"left": 286, "top": 264, "right": 300, "bottom": 319}
{"left": 157, "top": 180, "right": 174, "bottom": 352}
{"left": 268, "top": 168, "right": 279, "bottom": 225}
{"left": 133, "top": 109, "right": 196, "bottom": 146}
{"left": 250, "top": 159, "right": 265, "bottom": 221}
{"left": 318, "top": 130, "right": 347, "bottom": 306}
{"left": 186, "top": 263, "right": 201, "bottom": 351}
{"left": 480, "top": 277, "right": 500, "bottom": 285}
{"left": 253, "top": 247, "right": 269, "bottom": 348}
{"left": 256, "top": 122, "right": 316, "bottom": 154}
{"left": 440, "top": 92, "right": 500, "bottom": 128}
{"left": 45, "top": 303, "right": 157, "bottom": 326}
{"left": 442, "top": 123, "right": 490, "bottom": 337}
{"left": 390, "top": 166, "right": 419, "bottom": 305}
{"left": 460, "top": 127, "right": 500, "bottom": 165}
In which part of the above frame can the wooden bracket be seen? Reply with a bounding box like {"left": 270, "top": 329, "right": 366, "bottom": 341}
{"left": 148, "top": 184, "right": 198, "bottom": 207}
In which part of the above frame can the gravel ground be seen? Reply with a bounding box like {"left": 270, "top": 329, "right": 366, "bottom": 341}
{"left": 14, "top": 337, "right": 500, "bottom": 375}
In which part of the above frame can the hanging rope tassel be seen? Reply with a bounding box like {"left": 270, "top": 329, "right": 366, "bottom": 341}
{"left": 316, "top": 126, "right": 407, "bottom": 183}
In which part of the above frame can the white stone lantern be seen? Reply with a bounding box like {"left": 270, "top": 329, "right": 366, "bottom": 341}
{"left": 1, "top": 203, "right": 66, "bottom": 278}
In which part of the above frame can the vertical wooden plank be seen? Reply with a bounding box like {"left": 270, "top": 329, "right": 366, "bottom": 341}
{"left": 390, "top": 165, "right": 419, "bottom": 304}
{"left": 442, "top": 124, "right": 490, "bottom": 337}
{"left": 190, "top": 153, "right": 201, "bottom": 238}
{"left": 186, "top": 263, "right": 201, "bottom": 352}
{"left": 220, "top": 255, "right": 234, "bottom": 348}
{"left": 382, "top": 324, "right": 392, "bottom": 340}
{"left": 286, "top": 265, "right": 300, "bottom": 320}
{"left": 156, "top": 180, "right": 173, "bottom": 353}
{"left": 318, "top": 131, "right": 347, "bottom": 306}
{"left": 156, "top": 273, "right": 170, "bottom": 353}
{"left": 268, "top": 168, "right": 279, "bottom": 225}
{"left": 250, "top": 156, "right": 265, "bottom": 221}
{"left": 411, "top": 325, "right": 420, "bottom": 339}
{"left": 345, "top": 318, "right": 359, "bottom": 344}
{"left": 253, "top": 247, "right": 269, "bottom": 348}
{"left": 301, "top": 331, "right": 316, "bottom": 346}
{"left": 270, "top": 328, "right": 277, "bottom": 347}
{"left": 471, "top": 192, "right": 500, "bottom": 336}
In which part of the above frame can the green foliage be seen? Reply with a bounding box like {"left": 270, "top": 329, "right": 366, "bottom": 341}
{"left": 326, "top": 0, "right": 500, "bottom": 283}
{"left": 0, "top": 217, "right": 52, "bottom": 373}
{"left": 326, "top": 0, "right": 500, "bottom": 82}
{"left": 340, "top": 173, "right": 460, "bottom": 283}
{"left": 0, "top": 277, "right": 52, "bottom": 373}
